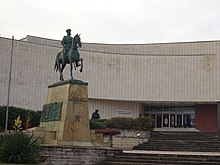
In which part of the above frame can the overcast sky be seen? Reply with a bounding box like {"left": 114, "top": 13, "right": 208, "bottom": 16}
{"left": 1, "top": 0, "right": 220, "bottom": 44}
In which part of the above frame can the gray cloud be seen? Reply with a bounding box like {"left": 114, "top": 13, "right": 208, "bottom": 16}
{"left": 1, "top": 0, "right": 220, "bottom": 44}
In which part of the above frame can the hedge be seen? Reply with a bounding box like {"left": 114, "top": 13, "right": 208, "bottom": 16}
{"left": 91, "top": 117, "right": 154, "bottom": 131}
{"left": 0, "top": 106, "right": 41, "bottom": 132}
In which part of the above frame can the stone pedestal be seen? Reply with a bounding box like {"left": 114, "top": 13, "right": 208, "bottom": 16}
{"left": 39, "top": 79, "right": 92, "bottom": 146}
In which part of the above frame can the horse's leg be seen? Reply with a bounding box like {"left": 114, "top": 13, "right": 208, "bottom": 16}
{"left": 80, "top": 58, "right": 83, "bottom": 72}
{"left": 69, "top": 56, "right": 74, "bottom": 79}
{"left": 74, "top": 62, "right": 76, "bottom": 70}
{"left": 70, "top": 63, "right": 73, "bottom": 79}
{"left": 54, "top": 58, "right": 58, "bottom": 72}
{"left": 54, "top": 53, "right": 61, "bottom": 79}
{"left": 59, "top": 60, "right": 64, "bottom": 81}
{"left": 58, "top": 57, "right": 66, "bottom": 81}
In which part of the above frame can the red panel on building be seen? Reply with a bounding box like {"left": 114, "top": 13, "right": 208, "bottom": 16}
{"left": 195, "top": 104, "right": 217, "bottom": 132}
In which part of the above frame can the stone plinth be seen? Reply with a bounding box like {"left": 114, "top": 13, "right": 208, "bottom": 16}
{"left": 39, "top": 79, "right": 91, "bottom": 146}
{"left": 41, "top": 145, "right": 122, "bottom": 165}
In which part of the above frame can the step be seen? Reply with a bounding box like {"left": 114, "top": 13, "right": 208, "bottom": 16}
{"left": 99, "top": 132, "right": 220, "bottom": 165}
{"left": 100, "top": 152, "right": 220, "bottom": 165}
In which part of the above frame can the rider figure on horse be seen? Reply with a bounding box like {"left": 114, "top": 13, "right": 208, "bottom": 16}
{"left": 61, "top": 29, "right": 73, "bottom": 64}
{"left": 61, "top": 29, "right": 80, "bottom": 67}
{"left": 55, "top": 30, "right": 83, "bottom": 81}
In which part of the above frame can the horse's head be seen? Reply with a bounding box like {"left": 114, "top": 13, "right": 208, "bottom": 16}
{"left": 73, "top": 34, "right": 82, "bottom": 48}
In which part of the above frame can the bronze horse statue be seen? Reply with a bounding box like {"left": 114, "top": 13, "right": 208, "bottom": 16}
{"left": 54, "top": 34, "right": 83, "bottom": 81}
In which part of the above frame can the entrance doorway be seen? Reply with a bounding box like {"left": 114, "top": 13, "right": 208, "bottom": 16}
{"left": 156, "top": 114, "right": 162, "bottom": 128}
{"left": 144, "top": 105, "right": 195, "bottom": 128}
{"left": 163, "top": 114, "right": 169, "bottom": 127}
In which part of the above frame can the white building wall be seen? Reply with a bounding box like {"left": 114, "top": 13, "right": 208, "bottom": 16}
{"left": 1, "top": 36, "right": 220, "bottom": 113}
{"left": 88, "top": 99, "right": 140, "bottom": 119}
{"left": 79, "top": 42, "right": 220, "bottom": 103}
{"left": 0, "top": 38, "right": 12, "bottom": 105}
{"left": 0, "top": 37, "right": 60, "bottom": 110}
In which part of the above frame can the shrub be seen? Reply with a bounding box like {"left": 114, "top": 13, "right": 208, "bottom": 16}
{"left": 90, "top": 119, "right": 107, "bottom": 129}
{"left": 0, "top": 132, "right": 41, "bottom": 164}
{"left": 0, "top": 106, "right": 41, "bottom": 131}
{"left": 105, "top": 117, "right": 134, "bottom": 130}
{"left": 104, "top": 117, "right": 154, "bottom": 131}
{"left": 133, "top": 117, "right": 154, "bottom": 131}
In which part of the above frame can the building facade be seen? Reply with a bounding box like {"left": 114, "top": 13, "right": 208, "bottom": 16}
{"left": 1, "top": 35, "right": 220, "bottom": 132}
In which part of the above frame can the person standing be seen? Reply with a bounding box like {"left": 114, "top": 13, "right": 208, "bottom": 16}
{"left": 91, "top": 109, "right": 100, "bottom": 119}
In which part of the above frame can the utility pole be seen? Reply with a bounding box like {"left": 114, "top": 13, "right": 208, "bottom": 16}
{"left": 5, "top": 36, "right": 14, "bottom": 132}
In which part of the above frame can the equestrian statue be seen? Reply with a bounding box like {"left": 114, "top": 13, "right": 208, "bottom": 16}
{"left": 54, "top": 29, "right": 83, "bottom": 81}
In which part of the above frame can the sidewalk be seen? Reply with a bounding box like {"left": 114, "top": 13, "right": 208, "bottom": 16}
{"left": 154, "top": 127, "right": 199, "bottom": 132}
{"left": 124, "top": 150, "right": 220, "bottom": 156}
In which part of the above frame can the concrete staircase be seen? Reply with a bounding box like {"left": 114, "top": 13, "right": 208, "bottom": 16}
{"left": 100, "top": 151, "right": 220, "bottom": 164}
{"left": 133, "top": 131, "right": 220, "bottom": 152}
{"left": 105, "top": 136, "right": 148, "bottom": 150}
{"left": 98, "top": 131, "right": 220, "bottom": 165}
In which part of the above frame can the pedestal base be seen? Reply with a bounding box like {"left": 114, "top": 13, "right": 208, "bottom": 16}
{"left": 38, "top": 79, "right": 91, "bottom": 145}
